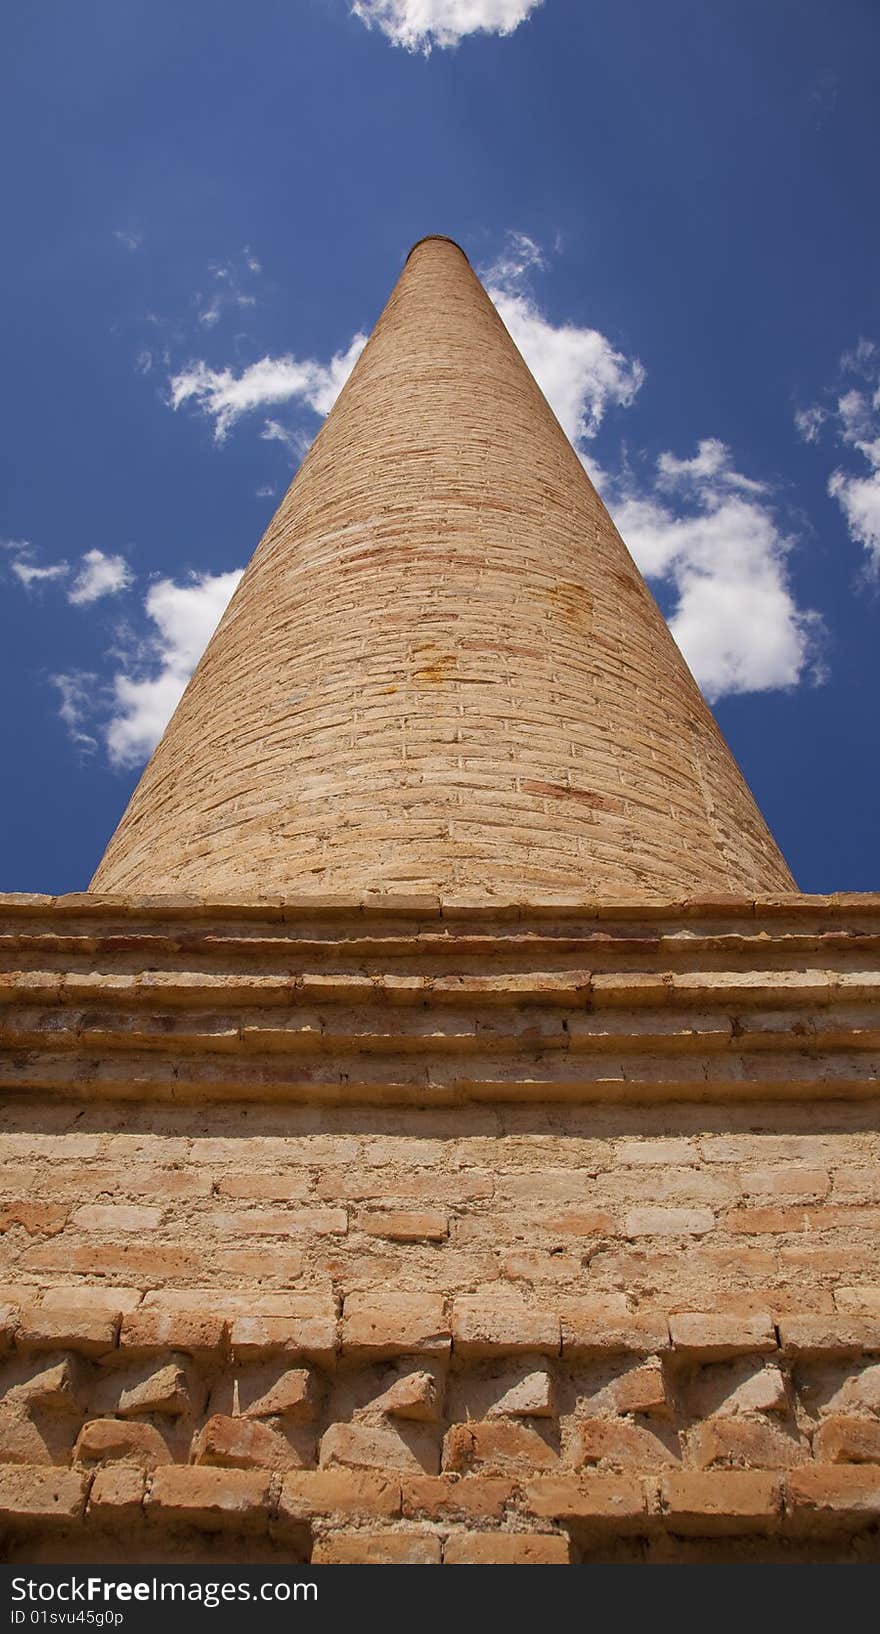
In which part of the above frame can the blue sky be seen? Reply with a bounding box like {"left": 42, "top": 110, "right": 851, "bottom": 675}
{"left": 2, "top": 0, "right": 878, "bottom": 894}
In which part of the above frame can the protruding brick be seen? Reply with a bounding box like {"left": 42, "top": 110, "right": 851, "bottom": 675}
{"left": 452, "top": 1298, "right": 559, "bottom": 1358}
{"left": 320, "top": 1421, "right": 439, "bottom": 1476}
{"left": 575, "top": 1419, "right": 678, "bottom": 1470}
{"left": 239, "top": 1367, "right": 319, "bottom": 1421}
{"left": 669, "top": 1312, "right": 777, "bottom": 1359}
{"left": 193, "top": 1414, "right": 309, "bottom": 1472}
{"left": 278, "top": 1469, "right": 401, "bottom": 1521}
{"left": 16, "top": 1304, "right": 118, "bottom": 1358}
{"left": 147, "top": 1466, "right": 272, "bottom": 1530}
{"left": 689, "top": 1417, "right": 808, "bottom": 1470}
{"left": 610, "top": 1364, "right": 669, "bottom": 1417}
{"left": 491, "top": 1370, "right": 556, "bottom": 1419}
{"left": 342, "top": 1293, "right": 449, "bottom": 1359}
{"left": 443, "top": 1420, "right": 558, "bottom": 1476}
{"left": 778, "top": 1316, "right": 880, "bottom": 1357}
{"left": 444, "top": 1531, "right": 569, "bottom": 1564}
{"left": 88, "top": 1464, "right": 146, "bottom": 1519}
{"left": 526, "top": 1474, "right": 648, "bottom": 1524}
{"left": 75, "top": 1418, "right": 170, "bottom": 1467}
{"left": 661, "top": 1470, "right": 783, "bottom": 1533}
{"left": 813, "top": 1416, "right": 880, "bottom": 1464}
{"left": 368, "top": 1370, "right": 441, "bottom": 1421}
{"left": 313, "top": 1529, "right": 441, "bottom": 1564}
{"left": 561, "top": 1302, "right": 668, "bottom": 1357}
{"left": 0, "top": 1465, "right": 88, "bottom": 1525}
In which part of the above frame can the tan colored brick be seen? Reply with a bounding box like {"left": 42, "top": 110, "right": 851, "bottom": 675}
{"left": 574, "top": 1419, "right": 678, "bottom": 1470}
{"left": 689, "top": 1417, "right": 808, "bottom": 1470}
{"left": 786, "top": 1465, "right": 880, "bottom": 1518}
{"left": 342, "top": 1293, "right": 449, "bottom": 1358}
{"left": 359, "top": 1210, "right": 448, "bottom": 1241}
{"left": 0, "top": 1465, "right": 88, "bottom": 1525}
{"left": 205, "top": 1208, "right": 347, "bottom": 1236}
{"left": 813, "top": 1416, "right": 880, "bottom": 1464}
{"left": 0, "top": 1201, "right": 67, "bottom": 1235}
{"left": 444, "top": 1531, "right": 568, "bottom": 1564}
{"left": 75, "top": 1418, "right": 170, "bottom": 1467}
{"left": 88, "top": 1465, "right": 146, "bottom": 1518}
{"left": 70, "top": 1204, "right": 163, "bottom": 1233}
{"left": 452, "top": 1297, "right": 559, "bottom": 1358}
{"left": 741, "top": 1167, "right": 830, "bottom": 1202}
{"left": 402, "top": 1475, "right": 514, "bottom": 1521}
{"left": 313, "top": 1529, "right": 441, "bottom": 1564}
{"left": 120, "top": 1307, "right": 225, "bottom": 1354}
{"left": 669, "top": 1311, "right": 777, "bottom": 1359}
{"left": 610, "top": 1364, "right": 669, "bottom": 1416}
{"left": 279, "top": 1469, "right": 401, "bottom": 1521}
{"left": 625, "top": 1207, "right": 714, "bottom": 1238}
{"left": 526, "top": 1473, "right": 648, "bottom": 1523}
{"left": 320, "top": 1421, "right": 439, "bottom": 1476}
{"left": 561, "top": 1301, "right": 668, "bottom": 1357}
{"left": 661, "top": 1470, "right": 782, "bottom": 1532}
{"left": 443, "top": 1420, "right": 558, "bottom": 1476}
{"left": 615, "top": 1139, "right": 698, "bottom": 1166}
{"left": 147, "top": 1466, "right": 272, "bottom": 1530}
{"left": 193, "top": 1413, "right": 309, "bottom": 1472}
{"left": 778, "top": 1316, "right": 880, "bottom": 1356}
{"left": 16, "top": 1304, "right": 118, "bottom": 1357}
{"left": 230, "top": 1298, "right": 337, "bottom": 1366}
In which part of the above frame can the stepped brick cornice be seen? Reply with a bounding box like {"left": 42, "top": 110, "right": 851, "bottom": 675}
{"left": 90, "top": 237, "right": 793, "bottom": 900}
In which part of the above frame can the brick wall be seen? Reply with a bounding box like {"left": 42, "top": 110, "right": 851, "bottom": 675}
{"left": 91, "top": 238, "right": 792, "bottom": 900}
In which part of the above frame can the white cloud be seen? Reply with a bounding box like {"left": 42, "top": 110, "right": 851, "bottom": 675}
{"left": 351, "top": 0, "right": 541, "bottom": 52}
{"left": 114, "top": 228, "right": 143, "bottom": 252}
{"left": 51, "top": 674, "right": 99, "bottom": 754}
{"left": 608, "top": 443, "right": 822, "bottom": 701}
{"left": 169, "top": 332, "right": 367, "bottom": 442}
{"left": 482, "top": 233, "right": 645, "bottom": 441}
{"left": 105, "top": 569, "right": 243, "bottom": 766}
{"left": 10, "top": 558, "right": 69, "bottom": 589}
{"left": 68, "top": 549, "right": 134, "bottom": 605}
{"left": 800, "top": 339, "right": 880, "bottom": 571}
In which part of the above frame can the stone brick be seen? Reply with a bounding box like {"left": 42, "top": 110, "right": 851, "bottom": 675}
{"left": 574, "top": 1419, "right": 678, "bottom": 1470}
{"left": 320, "top": 1421, "right": 439, "bottom": 1476}
{"left": 119, "top": 1307, "right": 226, "bottom": 1355}
{"left": 239, "top": 1367, "right": 319, "bottom": 1421}
{"left": 117, "top": 1363, "right": 191, "bottom": 1418}
{"left": 491, "top": 1370, "right": 555, "bottom": 1418}
{"left": 669, "top": 1312, "right": 777, "bottom": 1359}
{"left": 717, "top": 1367, "right": 788, "bottom": 1416}
{"left": 193, "top": 1414, "right": 309, "bottom": 1472}
{"left": 75, "top": 1418, "right": 170, "bottom": 1467}
{"left": 206, "top": 1208, "right": 347, "bottom": 1237}
{"left": 313, "top": 1530, "right": 441, "bottom": 1564}
{"left": 278, "top": 1469, "right": 401, "bottom": 1521}
{"left": 70, "top": 1204, "right": 163, "bottom": 1233}
{"left": 813, "top": 1416, "right": 880, "bottom": 1464}
{"left": 0, "top": 1465, "right": 88, "bottom": 1525}
{"left": 16, "top": 1304, "right": 118, "bottom": 1357}
{"left": 610, "top": 1364, "right": 669, "bottom": 1417}
{"left": 229, "top": 1298, "right": 337, "bottom": 1366}
{"left": 561, "top": 1302, "right": 668, "bottom": 1356}
{"left": 368, "top": 1370, "right": 441, "bottom": 1421}
{"left": 625, "top": 1208, "right": 715, "bottom": 1238}
{"left": 526, "top": 1474, "right": 648, "bottom": 1523}
{"left": 778, "top": 1316, "right": 880, "bottom": 1356}
{"left": 689, "top": 1417, "right": 808, "bottom": 1470}
{"left": 147, "top": 1466, "right": 272, "bottom": 1530}
{"left": 41, "top": 1285, "right": 142, "bottom": 1314}
{"left": 88, "top": 1464, "right": 146, "bottom": 1518}
{"left": 741, "top": 1167, "right": 830, "bottom": 1202}
{"left": 12, "top": 1357, "right": 82, "bottom": 1412}
{"left": 444, "top": 1532, "right": 569, "bottom": 1564}
{"left": 0, "top": 1201, "right": 67, "bottom": 1235}
{"left": 443, "top": 1420, "right": 558, "bottom": 1476}
{"left": 359, "top": 1210, "right": 448, "bottom": 1241}
{"left": 402, "top": 1475, "right": 514, "bottom": 1521}
{"left": 615, "top": 1139, "right": 698, "bottom": 1166}
{"left": 785, "top": 1465, "right": 880, "bottom": 1519}
{"left": 342, "top": 1293, "right": 449, "bottom": 1358}
{"left": 452, "top": 1298, "right": 559, "bottom": 1358}
{"left": 660, "top": 1470, "right": 782, "bottom": 1532}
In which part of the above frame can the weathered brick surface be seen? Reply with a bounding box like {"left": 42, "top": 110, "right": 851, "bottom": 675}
{"left": 89, "top": 237, "right": 793, "bottom": 902}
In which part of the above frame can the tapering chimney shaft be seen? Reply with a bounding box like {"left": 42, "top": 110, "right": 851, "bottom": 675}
{"left": 91, "top": 237, "right": 793, "bottom": 898}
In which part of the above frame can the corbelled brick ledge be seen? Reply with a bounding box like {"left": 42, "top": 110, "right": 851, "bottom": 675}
{"left": 1, "top": 1292, "right": 880, "bottom": 1561}
{"left": 1, "top": 893, "right": 879, "bottom": 1105}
